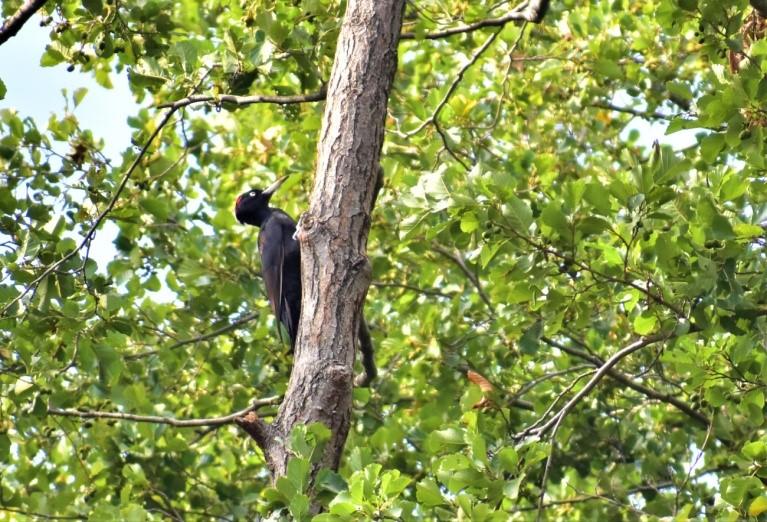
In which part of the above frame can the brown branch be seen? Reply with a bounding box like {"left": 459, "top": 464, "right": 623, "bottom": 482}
{"left": 400, "top": 0, "right": 550, "bottom": 40}
{"left": 591, "top": 101, "right": 674, "bottom": 121}
{"left": 433, "top": 243, "right": 495, "bottom": 315}
{"left": 1, "top": 106, "right": 181, "bottom": 317}
{"left": 0, "top": 0, "right": 48, "bottom": 46}
{"left": 0, "top": 506, "right": 84, "bottom": 520}
{"left": 530, "top": 331, "right": 674, "bottom": 437}
{"left": 514, "top": 465, "right": 736, "bottom": 513}
{"left": 405, "top": 28, "right": 503, "bottom": 138}
{"left": 371, "top": 281, "right": 456, "bottom": 299}
{"left": 501, "top": 225, "right": 687, "bottom": 317}
{"left": 47, "top": 396, "right": 280, "bottom": 428}
{"left": 433, "top": 119, "right": 471, "bottom": 169}
{"left": 511, "top": 364, "right": 595, "bottom": 401}
{"left": 157, "top": 88, "right": 327, "bottom": 110}
{"left": 125, "top": 312, "right": 258, "bottom": 360}
{"left": 541, "top": 336, "right": 709, "bottom": 427}
{"left": 234, "top": 411, "right": 273, "bottom": 451}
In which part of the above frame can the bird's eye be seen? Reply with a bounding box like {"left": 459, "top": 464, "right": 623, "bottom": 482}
{"left": 249, "top": 191, "right": 256, "bottom": 197}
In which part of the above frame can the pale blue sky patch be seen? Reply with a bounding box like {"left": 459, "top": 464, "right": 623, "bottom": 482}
{"left": 0, "top": 19, "right": 141, "bottom": 275}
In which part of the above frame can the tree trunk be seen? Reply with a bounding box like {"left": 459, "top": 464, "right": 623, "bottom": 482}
{"left": 237, "top": 0, "right": 404, "bottom": 478}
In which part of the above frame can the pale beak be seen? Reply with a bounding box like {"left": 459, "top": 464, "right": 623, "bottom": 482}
{"left": 262, "top": 175, "right": 289, "bottom": 197}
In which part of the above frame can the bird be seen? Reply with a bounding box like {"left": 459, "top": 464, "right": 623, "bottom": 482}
{"left": 234, "top": 176, "right": 301, "bottom": 348}
{"left": 234, "top": 176, "right": 377, "bottom": 385}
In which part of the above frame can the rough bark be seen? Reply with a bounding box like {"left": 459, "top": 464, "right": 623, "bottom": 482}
{"left": 238, "top": 0, "right": 404, "bottom": 477}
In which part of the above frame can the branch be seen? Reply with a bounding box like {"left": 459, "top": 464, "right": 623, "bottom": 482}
{"left": 125, "top": 312, "right": 258, "bottom": 360}
{"left": 234, "top": 411, "right": 273, "bottom": 451}
{"left": 405, "top": 28, "right": 503, "bottom": 138}
{"left": 529, "top": 331, "right": 673, "bottom": 437}
{"left": 47, "top": 396, "right": 280, "bottom": 428}
{"left": 1, "top": 106, "right": 181, "bottom": 317}
{"left": 0, "top": 0, "right": 48, "bottom": 46}
{"left": 541, "top": 336, "right": 709, "bottom": 428}
{"left": 371, "top": 281, "right": 456, "bottom": 299}
{"left": 157, "top": 88, "right": 327, "bottom": 110}
{"left": 400, "top": 0, "right": 550, "bottom": 40}
{"left": 432, "top": 243, "right": 495, "bottom": 315}
{"left": 0, "top": 506, "right": 84, "bottom": 520}
{"left": 511, "top": 364, "right": 595, "bottom": 401}
{"left": 591, "top": 101, "right": 674, "bottom": 121}
{"left": 514, "top": 465, "right": 737, "bottom": 512}
{"left": 501, "top": 224, "right": 687, "bottom": 317}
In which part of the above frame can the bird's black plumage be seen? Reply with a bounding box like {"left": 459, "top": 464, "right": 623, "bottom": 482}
{"left": 234, "top": 176, "right": 377, "bottom": 385}
{"left": 234, "top": 177, "right": 301, "bottom": 347}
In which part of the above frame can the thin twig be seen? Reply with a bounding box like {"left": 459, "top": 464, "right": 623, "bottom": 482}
{"left": 536, "top": 410, "right": 567, "bottom": 522}
{"left": 157, "top": 89, "right": 327, "bottom": 110}
{"left": 0, "top": 505, "right": 85, "bottom": 520}
{"left": 541, "top": 336, "right": 709, "bottom": 427}
{"left": 406, "top": 28, "right": 503, "bottom": 137}
{"left": 510, "top": 364, "right": 594, "bottom": 401}
{"left": 530, "top": 332, "right": 674, "bottom": 437}
{"left": 516, "top": 369, "right": 596, "bottom": 439}
{"left": 125, "top": 312, "right": 258, "bottom": 360}
{"left": 400, "top": 0, "right": 550, "bottom": 40}
{"left": 500, "top": 224, "right": 687, "bottom": 317}
{"left": 371, "top": 281, "right": 455, "bottom": 299}
{"left": 674, "top": 418, "right": 714, "bottom": 515}
{"left": 433, "top": 243, "right": 495, "bottom": 315}
{"left": 433, "top": 119, "right": 471, "bottom": 169}
{"left": 591, "top": 101, "right": 675, "bottom": 121}
{"left": 48, "top": 396, "right": 280, "bottom": 428}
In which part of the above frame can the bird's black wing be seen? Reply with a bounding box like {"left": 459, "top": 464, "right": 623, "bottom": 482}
{"left": 258, "top": 211, "right": 301, "bottom": 346}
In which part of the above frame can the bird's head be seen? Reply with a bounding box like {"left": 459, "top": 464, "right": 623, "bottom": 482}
{"left": 234, "top": 176, "right": 288, "bottom": 226}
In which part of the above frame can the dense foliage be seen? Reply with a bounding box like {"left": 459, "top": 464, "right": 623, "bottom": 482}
{"left": 3, "top": 0, "right": 767, "bottom": 519}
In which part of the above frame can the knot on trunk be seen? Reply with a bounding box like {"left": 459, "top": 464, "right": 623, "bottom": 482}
{"left": 235, "top": 411, "right": 273, "bottom": 451}
{"left": 295, "top": 212, "right": 315, "bottom": 241}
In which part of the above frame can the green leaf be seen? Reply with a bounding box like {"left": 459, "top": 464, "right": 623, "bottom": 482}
{"left": 742, "top": 441, "right": 767, "bottom": 461}
{"left": 700, "top": 133, "right": 726, "bottom": 163}
{"left": 709, "top": 214, "right": 735, "bottom": 240}
{"left": 73, "top": 87, "right": 88, "bottom": 108}
{"left": 289, "top": 493, "right": 310, "bottom": 520}
{"left": 140, "top": 197, "right": 171, "bottom": 220}
{"left": 633, "top": 314, "right": 657, "bottom": 335}
{"left": 749, "top": 496, "right": 767, "bottom": 517}
{"left": 427, "top": 427, "right": 466, "bottom": 452}
{"left": 328, "top": 493, "right": 358, "bottom": 516}
{"left": 460, "top": 212, "right": 479, "bottom": 233}
{"left": 276, "top": 476, "right": 297, "bottom": 500}
{"left": 734, "top": 223, "right": 764, "bottom": 238}
{"left": 495, "top": 447, "right": 518, "bottom": 473}
{"left": 55, "top": 237, "right": 77, "bottom": 254}
{"left": 503, "top": 196, "right": 533, "bottom": 230}
{"left": 416, "top": 479, "right": 446, "bottom": 507}
{"left": 380, "top": 470, "right": 410, "bottom": 498}
{"left": 540, "top": 204, "right": 569, "bottom": 236}
{"left": 594, "top": 59, "right": 622, "bottom": 79}
{"left": 287, "top": 457, "right": 311, "bottom": 493}
{"left": 83, "top": 0, "right": 103, "bottom": 15}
